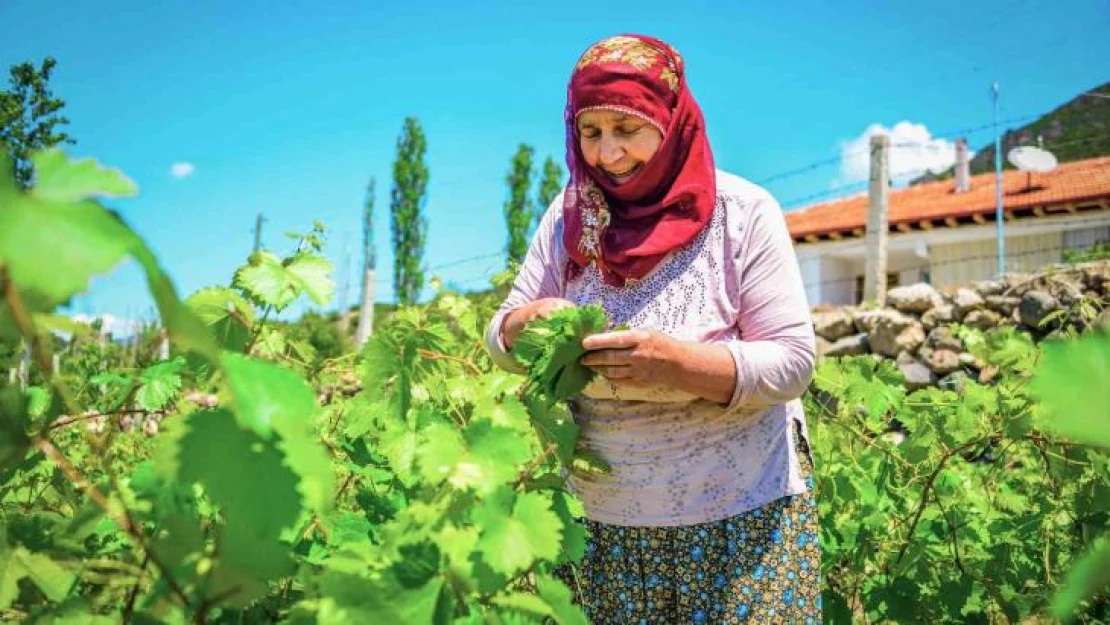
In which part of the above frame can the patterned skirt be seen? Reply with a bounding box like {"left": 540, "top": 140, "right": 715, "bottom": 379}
{"left": 555, "top": 423, "right": 822, "bottom": 624}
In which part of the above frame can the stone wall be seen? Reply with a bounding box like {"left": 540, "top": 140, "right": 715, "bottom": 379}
{"left": 810, "top": 261, "right": 1110, "bottom": 390}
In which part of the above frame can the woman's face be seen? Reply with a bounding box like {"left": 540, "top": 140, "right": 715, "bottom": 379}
{"left": 576, "top": 109, "right": 663, "bottom": 185}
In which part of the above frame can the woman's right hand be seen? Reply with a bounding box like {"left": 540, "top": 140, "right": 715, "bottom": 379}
{"left": 501, "top": 298, "right": 576, "bottom": 349}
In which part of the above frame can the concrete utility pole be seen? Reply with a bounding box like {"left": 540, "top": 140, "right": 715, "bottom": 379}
{"left": 355, "top": 178, "right": 377, "bottom": 347}
{"left": 864, "top": 133, "right": 890, "bottom": 306}
{"left": 252, "top": 213, "right": 266, "bottom": 253}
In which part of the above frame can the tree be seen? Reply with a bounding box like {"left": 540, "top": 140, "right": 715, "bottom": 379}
{"left": 535, "top": 156, "right": 563, "bottom": 232}
{"left": 390, "top": 117, "right": 429, "bottom": 306}
{"left": 0, "top": 57, "right": 73, "bottom": 188}
{"left": 355, "top": 177, "right": 377, "bottom": 346}
{"left": 504, "top": 144, "right": 536, "bottom": 264}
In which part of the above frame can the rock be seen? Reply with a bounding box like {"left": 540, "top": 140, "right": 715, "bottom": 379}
{"left": 938, "top": 371, "right": 971, "bottom": 392}
{"left": 1080, "top": 262, "right": 1110, "bottom": 293}
{"left": 825, "top": 333, "right": 870, "bottom": 357}
{"left": 870, "top": 312, "right": 926, "bottom": 358}
{"left": 896, "top": 353, "right": 938, "bottom": 391}
{"left": 979, "top": 365, "right": 1001, "bottom": 384}
{"left": 985, "top": 295, "right": 1021, "bottom": 317}
{"left": 972, "top": 279, "right": 1006, "bottom": 297}
{"left": 1019, "top": 290, "right": 1059, "bottom": 329}
{"left": 952, "top": 288, "right": 985, "bottom": 319}
{"left": 998, "top": 272, "right": 1035, "bottom": 297}
{"left": 813, "top": 310, "right": 855, "bottom": 341}
{"left": 959, "top": 352, "right": 985, "bottom": 369}
{"left": 921, "top": 304, "right": 955, "bottom": 331}
{"left": 964, "top": 309, "right": 1003, "bottom": 330}
{"left": 853, "top": 309, "right": 893, "bottom": 334}
{"left": 925, "top": 326, "right": 963, "bottom": 352}
{"left": 925, "top": 349, "right": 961, "bottom": 375}
{"left": 1093, "top": 308, "right": 1110, "bottom": 334}
{"left": 887, "top": 283, "right": 943, "bottom": 314}
{"left": 815, "top": 335, "right": 832, "bottom": 359}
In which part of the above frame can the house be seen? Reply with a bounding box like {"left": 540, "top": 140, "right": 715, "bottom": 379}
{"left": 785, "top": 151, "right": 1110, "bottom": 306}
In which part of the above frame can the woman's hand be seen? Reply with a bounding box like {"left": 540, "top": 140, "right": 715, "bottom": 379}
{"left": 501, "top": 298, "right": 576, "bottom": 349}
{"left": 579, "top": 329, "right": 679, "bottom": 388}
{"left": 582, "top": 330, "right": 739, "bottom": 404}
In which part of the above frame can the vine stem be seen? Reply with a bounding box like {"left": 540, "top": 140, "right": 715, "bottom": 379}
{"left": 243, "top": 304, "right": 274, "bottom": 354}
{"left": 513, "top": 442, "right": 559, "bottom": 490}
{"left": 4, "top": 271, "right": 193, "bottom": 609}
{"left": 417, "top": 348, "right": 484, "bottom": 376}
{"left": 48, "top": 408, "right": 163, "bottom": 430}
{"left": 122, "top": 554, "right": 151, "bottom": 623}
{"left": 36, "top": 438, "right": 192, "bottom": 607}
{"left": 890, "top": 438, "right": 984, "bottom": 571}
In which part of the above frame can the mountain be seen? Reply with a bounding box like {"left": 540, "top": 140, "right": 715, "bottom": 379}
{"left": 912, "top": 80, "right": 1110, "bottom": 185}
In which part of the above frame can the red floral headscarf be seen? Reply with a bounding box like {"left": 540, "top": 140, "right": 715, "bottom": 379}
{"left": 562, "top": 34, "right": 716, "bottom": 287}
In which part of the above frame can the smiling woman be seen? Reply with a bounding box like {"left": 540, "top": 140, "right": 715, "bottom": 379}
{"left": 575, "top": 110, "right": 663, "bottom": 185}
{"left": 486, "top": 34, "right": 821, "bottom": 623}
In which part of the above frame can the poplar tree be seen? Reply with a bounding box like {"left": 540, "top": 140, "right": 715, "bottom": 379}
{"left": 504, "top": 144, "right": 535, "bottom": 264}
{"left": 390, "top": 118, "right": 428, "bottom": 305}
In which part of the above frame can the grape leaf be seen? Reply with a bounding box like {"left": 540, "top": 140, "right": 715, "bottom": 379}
{"left": 1051, "top": 536, "right": 1110, "bottom": 619}
{"left": 220, "top": 352, "right": 334, "bottom": 511}
{"left": 1031, "top": 331, "right": 1110, "bottom": 448}
{"left": 417, "top": 421, "right": 532, "bottom": 493}
{"left": 551, "top": 491, "right": 587, "bottom": 564}
{"left": 312, "top": 570, "right": 446, "bottom": 625}
{"left": 0, "top": 172, "right": 136, "bottom": 308}
{"left": 185, "top": 287, "right": 254, "bottom": 353}
{"left": 0, "top": 543, "right": 75, "bottom": 609}
{"left": 135, "top": 357, "right": 185, "bottom": 412}
{"left": 234, "top": 251, "right": 334, "bottom": 311}
{"left": 512, "top": 304, "right": 608, "bottom": 401}
{"left": 535, "top": 574, "right": 590, "bottom": 625}
{"left": 523, "top": 393, "right": 579, "bottom": 466}
{"left": 162, "top": 409, "right": 302, "bottom": 540}
{"left": 473, "top": 487, "right": 563, "bottom": 577}
{"left": 29, "top": 149, "right": 137, "bottom": 203}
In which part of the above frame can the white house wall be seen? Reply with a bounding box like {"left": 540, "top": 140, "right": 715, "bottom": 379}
{"left": 929, "top": 231, "right": 1063, "bottom": 288}
{"left": 791, "top": 211, "right": 1110, "bottom": 305}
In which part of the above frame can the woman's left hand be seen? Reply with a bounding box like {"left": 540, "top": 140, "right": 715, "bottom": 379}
{"left": 580, "top": 329, "right": 678, "bottom": 387}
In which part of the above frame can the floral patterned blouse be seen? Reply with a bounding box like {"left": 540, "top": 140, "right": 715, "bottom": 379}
{"left": 485, "top": 170, "right": 817, "bottom": 527}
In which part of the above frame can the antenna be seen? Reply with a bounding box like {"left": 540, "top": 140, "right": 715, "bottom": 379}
{"left": 1007, "top": 145, "right": 1058, "bottom": 191}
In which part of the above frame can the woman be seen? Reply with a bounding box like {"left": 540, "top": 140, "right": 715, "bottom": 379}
{"left": 485, "top": 34, "right": 821, "bottom": 624}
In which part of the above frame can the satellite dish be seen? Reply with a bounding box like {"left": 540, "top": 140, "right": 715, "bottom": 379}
{"left": 1008, "top": 146, "right": 1058, "bottom": 173}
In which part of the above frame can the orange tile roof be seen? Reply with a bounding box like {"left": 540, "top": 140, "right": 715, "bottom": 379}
{"left": 784, "top": 155, "right": 1110, "bottom": 242}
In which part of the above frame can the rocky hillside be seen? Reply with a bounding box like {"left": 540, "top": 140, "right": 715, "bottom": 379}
{"left": 811, "top": 261, "right": 1110, "bottom": 390}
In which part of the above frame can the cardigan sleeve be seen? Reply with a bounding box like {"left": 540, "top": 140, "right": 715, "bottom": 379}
{"left": 484, "top": 199, "right": 567, "bottom": 374}
{"left": 717, "top": 192, "right": 816, "bottom": 412}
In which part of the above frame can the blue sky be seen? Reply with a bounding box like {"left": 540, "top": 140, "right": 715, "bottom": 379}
{"left": 2, "top": 0, "right": 1108, "bottom": 322}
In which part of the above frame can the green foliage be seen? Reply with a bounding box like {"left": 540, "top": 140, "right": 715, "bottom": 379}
{"left": 234, "top": 250, "right": 334, "bottom": 312}
{"left": 1064, "top": 240, "right": 1110, "bottom": 264}
{"left": 504, "top": 143, "right": 535, "bottom": 265}
{"left": 535, "top": 156, "right": 563, "bottom": 232}
{"left": 811, "top": 325, "right": 1110, "bottom": 623}
{"left": 390, "top": 117, "right": 429, "bottom": 306}
{"left": 511, "top": 304, "right": 608, "bottom": 402}
{"left": 0, "top": 57, "right": 73, "bottom": 189}
{"left": 9, "top": 145, "right": 1108, "bottom": 623}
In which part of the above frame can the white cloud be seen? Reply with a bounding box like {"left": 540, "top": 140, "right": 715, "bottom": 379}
{"left": 170, "top": 162, "right": 195, "bottom": 179}
{"left": 837, "top": 122, "right": 971, "bottom": 186}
